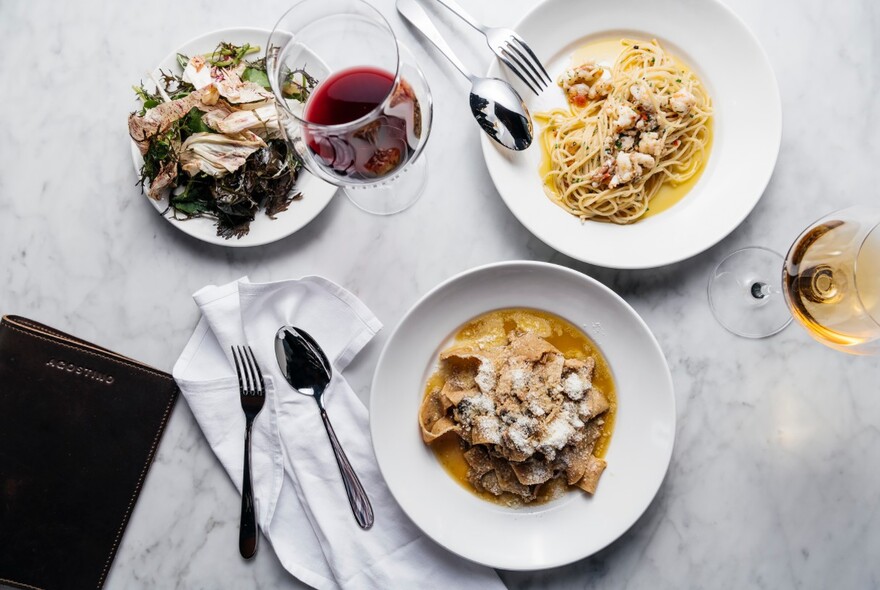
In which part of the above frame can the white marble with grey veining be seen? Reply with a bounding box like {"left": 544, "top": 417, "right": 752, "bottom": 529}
{"left": 1, "top": 0, "right": 879, "bottom": 588}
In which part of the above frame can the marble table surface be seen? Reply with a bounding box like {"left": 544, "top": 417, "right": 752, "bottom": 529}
{"left": 2, "top": 0, "right": 879, "bottom": 587}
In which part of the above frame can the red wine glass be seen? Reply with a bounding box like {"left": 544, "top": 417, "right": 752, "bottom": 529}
{"left": 268, "top": 0, "right": 432, "bottom": 215}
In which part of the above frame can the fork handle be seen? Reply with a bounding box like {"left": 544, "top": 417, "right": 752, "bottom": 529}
{"left": 320, "top": 408, "right": 374, "bottom": 529}
{"left": 239, "top": 420, "right": 258, "bottom": 558}
{"left": 430, "top": 0, "right": 484, "bottom": 33}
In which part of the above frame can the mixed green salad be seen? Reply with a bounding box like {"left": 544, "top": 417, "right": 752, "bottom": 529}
{"left": 129, "top": 42, "right": 316, "bottom": 239}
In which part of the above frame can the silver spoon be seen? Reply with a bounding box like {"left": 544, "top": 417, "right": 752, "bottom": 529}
{"left": 397, "top": 0, "right": 533, "bottom": 151}
{"left": 275, "top": 326, "right": 374, "bottom": 529}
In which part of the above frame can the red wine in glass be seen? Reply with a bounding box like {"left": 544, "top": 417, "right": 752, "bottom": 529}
{"left": 303, "top": 66, "right": 422, "bottom": 181}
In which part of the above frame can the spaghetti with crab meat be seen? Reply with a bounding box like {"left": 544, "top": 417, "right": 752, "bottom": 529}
{"left": 536, "top": 39, "right": 712, "bottom": 224}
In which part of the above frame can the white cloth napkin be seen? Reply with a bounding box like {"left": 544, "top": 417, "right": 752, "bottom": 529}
{"left": 173, "top": 276, "right": 506, "bottom": 590}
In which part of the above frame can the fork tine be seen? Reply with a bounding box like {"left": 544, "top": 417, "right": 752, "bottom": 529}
{"left": 232, "top": 346, "right": 245, "bottom": 393}
{"left": 497, "top": 51, "right": 539, "bottom": 95}
{"left": 239, "top": 346, "right": 254, "bottom": 394}
{"left": 245, "top": 346, "right": 265, "bottom": 395}
{"left": 501, "top": 46, "right": 543, "bottom": 92}
{"left": 511, "top": 33, "right": 551, "bottom": 85}
{"left": 505, "top": 41, "right": 548, "bottom": 90}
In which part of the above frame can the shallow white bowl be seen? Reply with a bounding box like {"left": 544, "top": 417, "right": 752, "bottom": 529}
{"left": 370, "top": 261, "right": 676, "bottom": 570}
{"left": 129, "top": 28, "right": 336, "bottom": 248}
{"left": 481, "top": 0, "right": 781, "bottom": 269}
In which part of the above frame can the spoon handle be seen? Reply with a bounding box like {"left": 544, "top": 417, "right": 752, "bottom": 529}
{"left": 319, "top": 407, "right": 374, "bottom": 529}
{"left": 397, "top": 0, "right": 472, "bottom": 80}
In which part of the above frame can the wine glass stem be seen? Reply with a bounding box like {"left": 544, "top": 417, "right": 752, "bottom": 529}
{"left": 751, "top": 282, "right": 772, "bottom": 299}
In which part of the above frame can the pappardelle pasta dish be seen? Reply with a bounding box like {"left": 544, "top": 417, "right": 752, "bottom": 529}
{"left": 419, "top": 309, "right": 616, "bottom": 506}
{"left": 537, "top": 38, "right": 713, "bottom": 224}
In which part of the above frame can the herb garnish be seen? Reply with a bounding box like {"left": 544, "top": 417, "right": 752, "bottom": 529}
{"left": 205, "top": 42, "right": 259, "bottom": 68}
{"left": 132, "top": 71, "right": 194, "bottom": 114}
{"left": 139, "top": 124, "right": 180, "bottom": 183}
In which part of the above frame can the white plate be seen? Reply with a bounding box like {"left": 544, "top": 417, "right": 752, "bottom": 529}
{"left": 370, "top": 261, "right": 675, "bottom": 570}
{"left": 129, "top": 28, "right": 336, "bottom": 248}
{"left": 481, "top": 0, "right": 781, "bottom": 269}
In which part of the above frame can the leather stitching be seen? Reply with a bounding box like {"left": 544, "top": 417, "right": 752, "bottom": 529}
{"left": 96, "top": 381, "right": 177, "bottom": 589}
{"left": 0, "top": 576, "right": 45, "bottom": 590}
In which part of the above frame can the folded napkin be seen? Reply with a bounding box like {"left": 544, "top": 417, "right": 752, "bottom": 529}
{"left": 173, "top": 277, "right": 505, "bottom": 590}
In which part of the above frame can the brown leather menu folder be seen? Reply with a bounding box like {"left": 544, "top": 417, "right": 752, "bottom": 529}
{"left": 0, "top": 316, "right": 179, "bottom": 590}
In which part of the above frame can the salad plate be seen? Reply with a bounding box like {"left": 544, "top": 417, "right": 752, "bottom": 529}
{"left": 480, "top": 0, "right": 781, "bottom": 269}
{"left": 129, "top": 28, "right": 336, "bottom": 248}
{"left": 371, "top": 261, "right": 676, "bottom": 570}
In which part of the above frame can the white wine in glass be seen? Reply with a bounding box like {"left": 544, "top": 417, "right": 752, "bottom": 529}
{"left": 783, "top": 208, "right": 880, "bottom": 353}
{"left": 709, "top": 206, "right": 880, "bottom": 355}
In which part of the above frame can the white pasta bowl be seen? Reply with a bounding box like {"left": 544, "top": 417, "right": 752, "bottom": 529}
{"left": 481, "top": 0, "right": 781, "bottom": 269}
{"left": 370, "top": 261, "right": 675, "bottom": 570}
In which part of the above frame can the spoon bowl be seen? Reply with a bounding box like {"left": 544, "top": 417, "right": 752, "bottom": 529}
{"left": 469, "top": 77, "right": 533, "bottom": 151}
{"left": 275, "top": 326, "right": 331, "bottom": 400}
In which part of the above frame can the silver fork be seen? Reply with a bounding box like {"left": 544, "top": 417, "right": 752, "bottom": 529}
{"left": 232, "top": 345, "right": 265, "bottom": 560}
{"left": 428, "top": 0, "right": 551, "bottom": 95}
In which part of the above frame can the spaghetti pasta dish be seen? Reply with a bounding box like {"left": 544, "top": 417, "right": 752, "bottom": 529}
{"left": 536, "top": 39, "right": 712, "bottom": 224}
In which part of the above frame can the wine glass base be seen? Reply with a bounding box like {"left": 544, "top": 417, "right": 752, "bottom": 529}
{"left": 343, "top": 156, "right": 428, "bottom": 216}
{"left": 708, "top": 247, "right": 793, "bottom": 339}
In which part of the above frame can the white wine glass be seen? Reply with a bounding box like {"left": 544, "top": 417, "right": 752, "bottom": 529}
{"left": 708, "top": 206, "right": 880, "bottom": 355}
